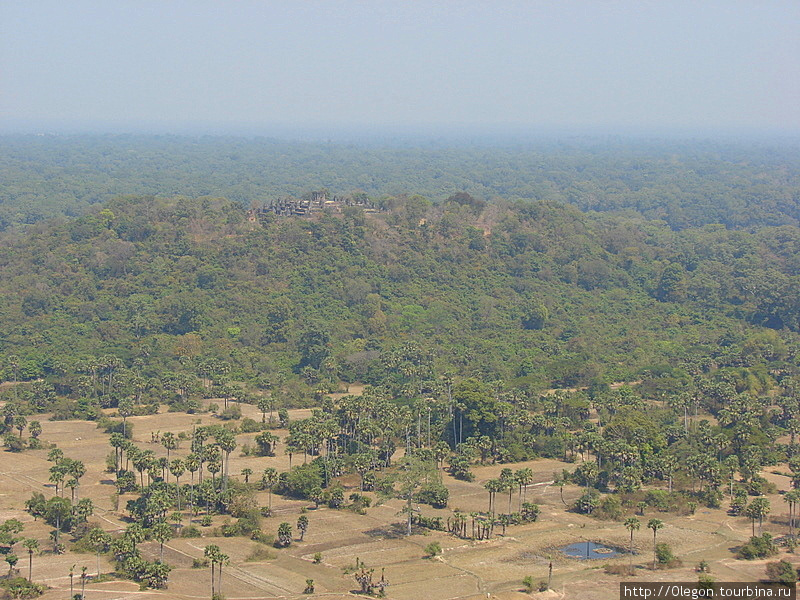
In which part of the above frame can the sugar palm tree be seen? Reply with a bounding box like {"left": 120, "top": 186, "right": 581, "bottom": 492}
{"left": 204, "top": 544, "right": 220, "bottom": 598}
{"left": 647, "top": 519, "right": 664, "bottom": 570}
{"left": 87, "top": 528, "right": 110, "bottom": 577}
{"left": 624, "top": 517, "right": 640, "bottom": 571}
{"left": 22, "top": 538, "right": 38, "bottom": 581}
{"left": 151, "top": 521, "right": 172, "bottom": 563}
{"left": 784, "top": 489, "right": 800, "bottom": 540}
{"left": 297, "top": 515, "right": 308, "bottom": 541}
{"left": 170, "top": 458, "right": 185, "bottom": 510}
{"left": 515, "top": 468, "right": 534, "bottom": 510}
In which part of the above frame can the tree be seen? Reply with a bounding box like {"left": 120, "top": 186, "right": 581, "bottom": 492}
{"left": 170, "top": 459, "right": 185, "bottom": 511}
{"left": 515, "top": 468, "right": 534, "bottom": 510}
{"left": 13, "top": 415, "right": 26, "bottom": 438}
{"left": 22, "top": 538, "right": 37, "bottom": 581}
{"left": 277, "top": 522, "right": 293, "bottom": 547}
{"left": 260, "top": 467, "right": 279, "bottom": 511}
{"left": 784, "top": 489, "right": 800, "bottom": 540}
{"left": 297, "top": 515, "right": 308, "bottom": 541}
{"left": 204, "top": 544, "right": 221, "bottom": 598}
{"left": 161, "top": 432, "right": 178, "bottom": 464}
{"left": 28, "top": 421, "right": 42, "bottom": 440}
{"left": 45, "top": 497, "right": 72, "bottom": 551}
{"left": 257, "top": 396, "right": 271, "bottom": 424}
{"left": 746, "top": 497, "right": 771, "bottom": 537}
{"left": 151, "top": 521, "right": 172, "bottom": 563}
{"left": 624, "top": 517, "right": 640, "bottom": 572}
{"left": 215, "top": 430, "right": 237, "bottom": 492}
{"left": 87, "top": 528, "right": 110, "bottom": 577}
{"left": 241, "top": 467, "right": 253, "bottom": 484}
{"left": 118, "top": 399, "right": 134, "bottom": 438}
{"left": 5, "top": 553, "right": 18, "bottom": 577}
{"left": 383, "top": 455, "right": 437, "bottom": 536}
{"left": 648, "top": 519, "right": 664, "bottom": 570}
{"left": 484, "top": 479, "right": 503, "bottom": 518}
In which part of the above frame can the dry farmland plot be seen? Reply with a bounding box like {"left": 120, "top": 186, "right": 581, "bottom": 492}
{"left": 2, "top": 405, "right": 798, "bottom": 600}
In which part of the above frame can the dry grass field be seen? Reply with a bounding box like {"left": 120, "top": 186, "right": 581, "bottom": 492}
{"left": 1, "top": 399, "right": 798, "bottom": 600}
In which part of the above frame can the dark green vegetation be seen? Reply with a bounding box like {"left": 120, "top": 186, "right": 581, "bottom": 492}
{"left": 2, "top": 184, "right": 800, "bottom": 394}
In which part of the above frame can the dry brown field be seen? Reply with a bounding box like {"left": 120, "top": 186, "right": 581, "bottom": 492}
{"left": 1, "top": 399, "right": 798, "bottom": 600}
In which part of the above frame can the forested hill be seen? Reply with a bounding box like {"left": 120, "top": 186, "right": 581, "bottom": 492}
{"left": 1, "top": 195, "right": 799, "bottom": 403}
{"left": 1, "top": 134, "right": 799, "bottom": 231}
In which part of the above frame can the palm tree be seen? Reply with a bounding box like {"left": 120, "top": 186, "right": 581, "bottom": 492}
{"left": 186, "top": 453, "right": 200, "bottom": 510}
{"left": 784, "top": 490, "right": 800, "bottom": 540}
{"left": 162, "top": 432, "right": 178, "bottom": 465}
{"left": 204, "top": 544, "right": 220, "bottom": 598}
{"left": 215, "top": 431, "right": 237, "bottom": 492}
{"left": 241, "top": 467, "right": 253, "bottom": 484}
{"left": 484, "top": 479, "right": 503, "bottom": 517}
{"left": 151, "top": 521, "right": 172, "bottom": 563}
{"left": 80, "top": 566, "right": 87, "bottom": 599}
{"left": 170, "top": 458, "right": 185, "bottom": 511}
{"left": 87, "top": 529, "right": 110, "bottom": 577}
{"left": 14, "top": 415, "right": 27, "bottom": 438}
{"left": 746, "top": 497, "right": 770, "bottom": 536}
{"left": 515, "top": 468, "right": 534, "bottom": 510}
{"left": 647, "top": 519, "right": 664, "bottom": 570}
{"left": 118, "top": 399, "right": 134, "bottom": 438}
{"left": 22, "top": 539, "right": 37, "bottom": 581}
{"left": 277, "top": 522, "right": 293, "bottom": 547}
{"left": 261, "top": 468, "right": 278, "bottom": 511}
{"left": 624, "top": 517, "right": 640, "bottom": 571}
{"left": 297, "top": 515, "right": 308, "bottom": 541}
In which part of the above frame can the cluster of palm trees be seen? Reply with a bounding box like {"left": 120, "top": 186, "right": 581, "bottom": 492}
{"left": 203, "top": 544, "right": 229, "bottom": 600}
{"left": 484, "top": 467, "right": 535, "bottom": 516}
{"left": 623, "top": 517, "right": 664, "bottom": 570}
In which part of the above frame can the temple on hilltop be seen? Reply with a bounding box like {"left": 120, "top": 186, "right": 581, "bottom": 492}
{"left": 247, "top": 190, "right": 378, "bottom": 222}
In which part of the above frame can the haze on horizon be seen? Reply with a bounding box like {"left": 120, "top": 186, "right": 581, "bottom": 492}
{"left": 1, "top": 1, "right": 799, "bottom": 140}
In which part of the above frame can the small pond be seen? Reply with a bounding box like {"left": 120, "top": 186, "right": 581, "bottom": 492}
{"left": 560, "top": 541, "right": 623, "bottom": 559}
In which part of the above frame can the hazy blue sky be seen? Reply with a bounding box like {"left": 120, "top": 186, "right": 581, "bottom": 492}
{"left": 1, "top": 1, "right": 798, "bottom": 137}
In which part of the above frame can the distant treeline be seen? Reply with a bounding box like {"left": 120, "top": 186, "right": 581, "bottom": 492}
{"left": 1, "top": 134, "right": 799, "bottom": 230}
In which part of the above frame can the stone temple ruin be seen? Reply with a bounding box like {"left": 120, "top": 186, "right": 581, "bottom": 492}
{"left": 248, "top": 190, "right": 378, "bottom": 222}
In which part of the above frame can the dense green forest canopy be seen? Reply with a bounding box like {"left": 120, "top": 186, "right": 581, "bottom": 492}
{"left": 1, "top": 193, "right": 799, "bottom": 404}
{"left": 1, "top": 134, "right": 799, "bottom": 230}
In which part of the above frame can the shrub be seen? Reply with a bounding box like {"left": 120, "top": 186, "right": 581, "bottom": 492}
{"left": 416, "top": 482, "right": 449, "bottom": 508}
{"left": 765, "top": 560, "right": 798, "bottom": 586}
{"left": 737, "top": 534, "right": 778, "bottom": 560}
{"left": 424, "top": 541, "right": 441, "bottom": 557}
{"left": 596, "top": 495, "right": 622, "bottom": 520}
{"left": 240, "top": 418, "right": 264, "bottom": 433}
{"left": 181, "top": 526, "right": 201, "bottom": 538}
{"left": 245, "top": 545, "right": 276, "bottom": 562}
{"left": 521, "top": 502, "right": 540, "bottom": 522}
{"left": 0, "top": 576, "right": 45, "bottom": 598}
{"left": 313, "top": 552, "right": 322, "bottom": 564}
{"left": 522, "top": 575, "right": 534, "bottom": 592}
{"left": 574, "top": 490, "right": 600, "bottom": 515}
{"left": 327, "top": 485, "right": 344, "bottom": 509}
{"left": 603, "top": 564, "right": 635, "bottom": 576}
{"left": 219, "top": 405, "right": 242, "bottom": 421}
{"left": 655, "top": 543, "right": 680, "bottom": 568}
